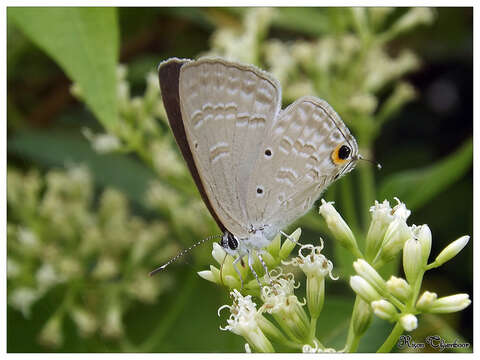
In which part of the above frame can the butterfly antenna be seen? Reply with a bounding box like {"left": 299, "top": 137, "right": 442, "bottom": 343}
{"left": 357, "top": 154, "right": 382, "bottom": 170}
{"left": 149, "top": 234, "right": 222, "bottom": 276}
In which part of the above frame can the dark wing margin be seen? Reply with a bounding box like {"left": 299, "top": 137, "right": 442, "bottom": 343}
{"left": 158, "top": 58, "right": 226, "bottom": 232}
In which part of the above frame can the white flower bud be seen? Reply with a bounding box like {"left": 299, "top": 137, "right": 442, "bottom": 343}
{"left": 279, "top": 228, "right": 301, "bottom": 260}
{"left": 371, "top": 299, "right": 398, "bottom": 321}
{"left": 415, "top": 225, "right": 432, "bottom": 265}
{"left": 353, "top": 259, "right": 386, "bottom": 294}
{"left": 391, "top": 8, "right": 435, "bottom": 35}
{"left": 416, "top": 291, "right": 438, "bottom": 311}
{"left": 429, "top": 294, "right": 471, "bottom": 314}
{"left": 352, "top": 298, "right": 373, "bottom": 336}
{"left": 403, "top": 238, "right": 423, "bottom": 284}
{"left": 433, "top": 236, "right": 470, "bottom": 267}
{"left": 365, "top": 200, "right": 394, "bottom": 261}
{"left": 38, "top": 315, "right": 63, "bottom": 348}
{"left": 376, "top": 217, "right": 412, "bottom": 266}
{"left": 319, "top": 200, "right": 358, "bottom": 254}
{"left": 350, "top": 275, "right": 382, "bottom": 303}
{"left": 400, "top": 313, "right": 418, "bottom": 332}
{"left": 386, "top": 276, "right": 411, "bottom": 302}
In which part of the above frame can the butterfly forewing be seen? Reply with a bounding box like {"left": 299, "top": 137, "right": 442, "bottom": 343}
{"left": 247, "top": 96, "right": 358, "bottom": 231}
{"left": 178, "top": 58, "right": 282, "bottom": 237}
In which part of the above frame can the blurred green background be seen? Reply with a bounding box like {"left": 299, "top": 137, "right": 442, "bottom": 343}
{"left": 7, "top": 7, "right": 472, "bottom": 352}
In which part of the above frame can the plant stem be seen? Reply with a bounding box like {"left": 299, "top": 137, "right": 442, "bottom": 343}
{"left": 309, "top": 316, "right": 318, "bottom": 343}
{"left": 377, "top": 322, "right": 404, "bottom": 353}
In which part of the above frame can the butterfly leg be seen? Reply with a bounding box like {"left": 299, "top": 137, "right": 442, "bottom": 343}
{"left": 257, "top": 252, "right": 273, "bottom": 286}
{"left": 247, "top": 250, "right": 262, "bottom": 287}
{"left": 232, "top": 256, "right": 244, "bottom": 289}
{"left": 280, "top": 230, "right": 302, "bottom": 246}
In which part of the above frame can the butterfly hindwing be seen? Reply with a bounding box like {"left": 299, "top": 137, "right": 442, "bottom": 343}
{"left": 247, "top": 96, "right": 358, "bottom": 230}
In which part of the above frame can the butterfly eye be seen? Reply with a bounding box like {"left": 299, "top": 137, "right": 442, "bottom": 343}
{"left": 331, "top": 144, "right": 351, "bottom": 165}
{"left": 227, "top": 233, "right": 238, "bottom": 250}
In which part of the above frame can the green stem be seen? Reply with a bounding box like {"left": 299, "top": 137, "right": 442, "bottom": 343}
{"left": 377, "top": 322, "right": 404, "bottom": 353}
{"left": 343, "top": 296, "right": 361, "bottom": 353}
{"left": 309, "top": 316, "right": 318, "bottom": 343}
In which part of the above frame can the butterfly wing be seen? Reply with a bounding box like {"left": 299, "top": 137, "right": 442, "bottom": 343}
{"left": 246, "top": 96, "right": 358, "bottom": 231}
{"left": 178, "top": 58, "right": 282, "bottom": 237}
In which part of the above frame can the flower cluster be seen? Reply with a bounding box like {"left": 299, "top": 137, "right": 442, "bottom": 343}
{"left": 204, "top": 230, "right": 340, "bottom": 352}
{"left": 205, "top": 197, "right": 470, "bottom": 353}
{"left": 319, "top": 198, "right": 470, "bottom": 336}
{"left": 7, "top": 165, "right": 178, "bottom": 347}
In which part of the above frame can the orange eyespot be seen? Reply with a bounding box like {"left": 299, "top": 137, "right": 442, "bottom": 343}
{"left": 331, "top": 144, "right": 351, "bottom": 165}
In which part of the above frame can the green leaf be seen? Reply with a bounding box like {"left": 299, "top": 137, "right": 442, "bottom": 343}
{"left": 378, "top": 138, "right": 472, "bottom": 210}
{"left": 8, "top": 7, "right": 119, "bottom": 129}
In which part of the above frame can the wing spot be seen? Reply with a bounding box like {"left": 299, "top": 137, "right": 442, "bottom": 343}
{"left": 256, "top": 186, "right": 265, "bottom": 197}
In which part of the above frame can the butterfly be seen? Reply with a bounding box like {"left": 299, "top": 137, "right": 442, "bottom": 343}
{"left": 156, "top": 57, "right": 359, "bottom": 284}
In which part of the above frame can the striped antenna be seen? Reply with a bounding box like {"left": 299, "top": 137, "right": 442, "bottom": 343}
{"left": 149, "top": 234, "right": 223, "bottom": 276}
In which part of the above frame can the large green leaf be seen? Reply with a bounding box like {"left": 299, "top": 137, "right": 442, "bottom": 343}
{"left": 8, "top": 7, "right": 119, "bottom": 129}
{"left": 378, "top": 138, "right": 472, "bottom": 210}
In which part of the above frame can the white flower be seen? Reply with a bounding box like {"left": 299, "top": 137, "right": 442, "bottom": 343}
{"left": 9, "top": 287, "right": 40, "bottom": 318}
{"left": 260, "top": 269, "right": 309, "bottom": 343}
{"left": 219, "top": 290, "right": 273, "bottom": 352}
{"left": 283, "top": 242, "right": 336, "bottom": 318}
{"left": 284, "top": 241, "right": 336, "bottom": 280}
{"left": 366, "top": 199, "right": 395, "bottom": 260}
{"left": 82, "top": 128, "right": 121, "bottom": 154}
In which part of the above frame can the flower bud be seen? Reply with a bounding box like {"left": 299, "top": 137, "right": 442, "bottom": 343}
{"left": 350, "top": 275, "right": 382, "bottom": 303}
{"left": 402, "top": 238, "right": 423, "bottom": 284}
{"left": 429, "top": 294, "right": 471, "bottom": 314}
{"left": 433, "top": 236, "right": 470, "bottom": 268}
{"left": 352, "top": 298, "right": 373, "bottom": 336}
{"left": 416, "top": 291, "right": 437, "bottom": 311}
{"left": 279, "top": 228, "right": 301, "bottom": 260}
{"left": 386, "top": 276, "right": 411, "bottom": 302}
{"left": 371, "top": 299, "right": 398, "bottom": 321}
{"left": 415, "top": 225, "right": 432, "bottom": 265}
{"left": 353, "top": 259, "right": 387, "bottom": 294}
{"left": 365, "top": 200, "right": 394, "bottom": 261}
{"left": 391, "top": 8, "right": 435, "bottom": 36}
{"left": 376, "top": 218, "right": 411, "bottom": 266}
{"left": 400, "top": 313, "right": 418, "bottom": 332}
{"left": 319, "top": 200, "right": 359, "bottom": 254}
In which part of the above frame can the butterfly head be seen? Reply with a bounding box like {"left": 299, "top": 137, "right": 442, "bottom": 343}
{"left": 331, "top": 141, "right": 359, "bottom": 181}
{"left": 220, "top": 231, "right": 240, "bottom": 256}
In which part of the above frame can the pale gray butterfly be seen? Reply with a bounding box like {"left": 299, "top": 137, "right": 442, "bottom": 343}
{"left": 154, "top": 57, "right": 360, "bottom": 284}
